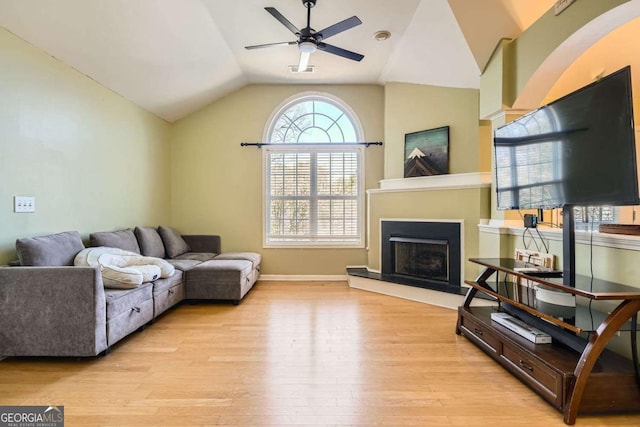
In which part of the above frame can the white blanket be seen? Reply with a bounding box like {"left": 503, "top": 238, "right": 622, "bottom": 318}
{"left": 75, "top": 247, "right": 175, "bottom": 289}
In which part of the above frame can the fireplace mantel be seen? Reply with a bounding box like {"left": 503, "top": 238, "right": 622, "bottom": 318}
{"left": 370, "top": 172, "right": 491, "bottom": 193}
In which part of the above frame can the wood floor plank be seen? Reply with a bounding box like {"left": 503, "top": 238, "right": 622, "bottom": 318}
{"left": 1, "top": 281, "right": 639, "bottom": 426}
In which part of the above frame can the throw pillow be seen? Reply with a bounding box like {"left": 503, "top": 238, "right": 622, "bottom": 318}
{"left": 89, "top": 229, "right": 141, "bottom": 254}
{"left": 134, "top": 226, "right": 166, "bottom": 258}
{"left": 157, "top": 226, "right": 191, "bottom": 258}
{"left": 16, "top": 231, "right": 85, "bottom": 266}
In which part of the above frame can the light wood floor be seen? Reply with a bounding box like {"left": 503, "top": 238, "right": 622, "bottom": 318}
{"left": 2, "top": 281, "right": 640, "bottom": 426}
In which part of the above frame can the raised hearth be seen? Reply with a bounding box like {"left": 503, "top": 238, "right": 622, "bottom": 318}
{"left": 347, "top": 267, "right": 467, "bottom": 297}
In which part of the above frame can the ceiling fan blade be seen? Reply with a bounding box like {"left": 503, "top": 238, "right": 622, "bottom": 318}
{"left": 245, "top": 41, "right": 297, "bottom": 50}
{"left": 265, "top": 7, "right": 300, "bottom": 36}
{"left": 317, "top": 16, "right": 362, "bottom": 41}
{"left": 317, "top": 42, "right": 364, "bottom": 62}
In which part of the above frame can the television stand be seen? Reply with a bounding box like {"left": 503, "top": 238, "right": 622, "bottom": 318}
{"left": 456, "top": 258, "right": 640, "bottom": 425}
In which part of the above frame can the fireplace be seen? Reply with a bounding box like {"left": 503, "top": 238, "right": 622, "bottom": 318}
{"left": 381, "top": 220, "right": 462, "bottom": 294}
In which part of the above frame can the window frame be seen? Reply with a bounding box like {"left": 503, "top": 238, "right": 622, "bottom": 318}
{"left": 262, "top": 92, "right": 366, "bottom": 249}
{"left": 573, "top": 205, "right": 617, "bottom": 230}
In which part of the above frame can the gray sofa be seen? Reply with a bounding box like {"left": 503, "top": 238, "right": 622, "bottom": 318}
{"left": 0, "top": 227, "right": 260, "bottom": 357}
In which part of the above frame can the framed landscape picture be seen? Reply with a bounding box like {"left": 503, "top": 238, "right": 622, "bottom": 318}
{"left": 404, "top": 126, "right": 450, "bottom": 178}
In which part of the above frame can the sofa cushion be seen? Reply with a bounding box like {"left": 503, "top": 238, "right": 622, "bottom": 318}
{"left": 173, "top": 252, "right": 218, "bottom": 262}
{"left": 134, "top": 226, "right": 166, "bottom": 258}
{"left": 166, "top": 259, "right": 204, "bottom": 271}
{"left": 158, "top": 226, "right": 191, "bottom": 258}
{"left": 214, "top": 252, "right": 262, "bottom": 270}
{"left": 90, "top": 229, "right": 141, "bottom": 254}
{"left": 16, "top": 231, "right": 85, "bottom": 266}
{"left": 185, "top": 259, "right": 253, "bottom": 301}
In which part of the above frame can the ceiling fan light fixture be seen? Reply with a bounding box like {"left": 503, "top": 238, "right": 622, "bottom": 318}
{"left": 246, "top": 2, "right": 364, "bottom": 64}
{"left": 298, "top": 41, "right": 317, "bottom": 54}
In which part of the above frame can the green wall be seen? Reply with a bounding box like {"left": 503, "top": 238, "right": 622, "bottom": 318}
{"left": 0, "top": 28, "right": 172, "bottom": 264}
{"left": 383, "top": 83, "right": 482, "bottom": 179}
{"left": 169, "top": 84, "right": 385, "bottom": 275}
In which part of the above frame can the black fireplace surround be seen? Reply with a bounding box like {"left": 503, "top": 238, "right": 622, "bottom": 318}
{"left": 380, "top": 220, "right": 462, "bottom": 295}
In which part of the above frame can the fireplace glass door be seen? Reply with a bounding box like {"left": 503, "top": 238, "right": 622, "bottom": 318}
{"left": 390, "top": 237, "right": 449, "bottom": 283}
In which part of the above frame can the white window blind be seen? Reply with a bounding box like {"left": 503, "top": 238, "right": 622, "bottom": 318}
{"left": 264, "top": 94, "right": 364, "bottom": 247}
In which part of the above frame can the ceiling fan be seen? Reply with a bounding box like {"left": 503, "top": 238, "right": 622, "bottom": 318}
{"left": 245, "top": 0, "right": 364, "bottom": 71}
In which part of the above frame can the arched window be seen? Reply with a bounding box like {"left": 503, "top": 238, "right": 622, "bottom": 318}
{"left": 264, "top": 93, "right": 364, "bottom": 247}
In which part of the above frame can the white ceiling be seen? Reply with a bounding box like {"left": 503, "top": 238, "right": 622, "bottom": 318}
{"left": 0, "top": 0, "right": 557, "bottom": 122}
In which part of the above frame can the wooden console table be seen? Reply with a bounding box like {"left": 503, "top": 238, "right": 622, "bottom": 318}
{"left": 456, "top": 258, "right": 640, "bottom": 425}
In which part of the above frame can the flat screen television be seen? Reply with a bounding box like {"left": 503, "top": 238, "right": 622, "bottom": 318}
{"left": 494, "top": 65, "right": 640, "bottom": 210}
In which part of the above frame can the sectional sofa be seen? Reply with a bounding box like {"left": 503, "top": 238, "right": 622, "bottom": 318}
{"left": 0, "top": 226, "right": 261, "bottom": 357}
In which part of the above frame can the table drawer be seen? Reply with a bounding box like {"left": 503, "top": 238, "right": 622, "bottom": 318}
{"left": 501, "top": 341, "right": 563, "bottom": 408}
{"left": 460, "top": 313, "right": 499, "bottom": 354}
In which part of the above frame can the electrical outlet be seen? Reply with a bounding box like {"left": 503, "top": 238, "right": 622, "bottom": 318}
{"left": 14, "top": 196, "right": 35, "bottom": 213}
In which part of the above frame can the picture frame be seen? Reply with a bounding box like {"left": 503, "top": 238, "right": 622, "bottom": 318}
{"left": 404, "top": 126, "right": 450, "bottom": 178}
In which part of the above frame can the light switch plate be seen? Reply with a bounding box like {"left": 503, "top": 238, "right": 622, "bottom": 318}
{"left": 14, "top": 196, "right": 35, "bottom": 213}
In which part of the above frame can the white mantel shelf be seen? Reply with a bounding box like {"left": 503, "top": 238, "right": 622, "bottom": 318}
{"left": 369, "top": 172, "right": 491, "bottom": 194}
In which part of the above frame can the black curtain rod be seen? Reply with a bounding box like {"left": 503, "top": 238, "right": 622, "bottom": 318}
{"left": 240, "top": 142, "right": 383, "bottom": 148}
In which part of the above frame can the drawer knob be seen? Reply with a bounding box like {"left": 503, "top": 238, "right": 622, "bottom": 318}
{"left": 473, "top": 328, "right": 484, "bottom": 336}
{"left": 519, "top": 359, "right": 534, "bottom": 371}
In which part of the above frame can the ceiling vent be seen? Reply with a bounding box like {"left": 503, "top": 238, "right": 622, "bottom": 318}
{"left": 289, "top": 65, "right": 315, "bottom": 73}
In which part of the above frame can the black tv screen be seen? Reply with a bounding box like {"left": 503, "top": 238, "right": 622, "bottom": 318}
{"left": 494, "top": 66, "right": 640, "bottom": 210}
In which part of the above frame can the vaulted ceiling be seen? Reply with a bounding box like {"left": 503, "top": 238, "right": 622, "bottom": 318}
{"left": 0, "top": 0, "right": 569, "bottom": 122}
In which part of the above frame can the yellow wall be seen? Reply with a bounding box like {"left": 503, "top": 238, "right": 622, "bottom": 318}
{"left": 0, "top": 28, "right": 172, "bottom": 264}
{"left": 478, "top": 120, "right": 492, "bottom": 173}
{"left": 169, "top": 84, "right": 384, "bottom": 275}
{"left": 383, "top": 83, "right": 481, "bottom": 179}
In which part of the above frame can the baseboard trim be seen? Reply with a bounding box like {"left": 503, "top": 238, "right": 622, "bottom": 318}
{"left": 260, "top": 275, "right": 348, "bottom": 281}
